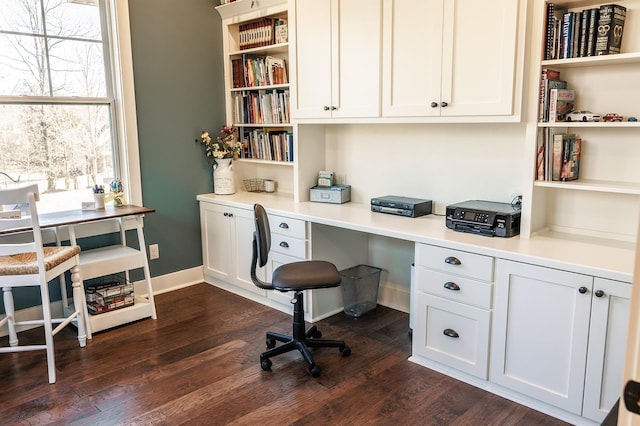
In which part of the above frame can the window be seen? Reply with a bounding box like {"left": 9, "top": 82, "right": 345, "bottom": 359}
{"left": 0, "top": 0, "right": 139, "bottom": 213}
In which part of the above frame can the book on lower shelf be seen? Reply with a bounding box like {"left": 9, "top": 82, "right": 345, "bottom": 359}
{"left": 86, "top": 276, "right": 135, "bottom": 315}
{"left": 538, "top": 131, "right": 582, "bottom": 182}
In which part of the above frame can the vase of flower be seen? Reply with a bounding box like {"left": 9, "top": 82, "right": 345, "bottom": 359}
{"left": 213, "top": 158, "right": 236, "bottom": 195}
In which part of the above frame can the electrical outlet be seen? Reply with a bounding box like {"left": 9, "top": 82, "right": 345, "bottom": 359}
{"left": 149, "top": 244, "right": 159, "bottom": 260}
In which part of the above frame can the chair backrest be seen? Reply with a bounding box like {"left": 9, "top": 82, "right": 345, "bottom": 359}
{"left": 0, "top": 184, "right": 42, "bottom": 258}
{"left": 251, "top": 203, "right": 272, "bottom": 290}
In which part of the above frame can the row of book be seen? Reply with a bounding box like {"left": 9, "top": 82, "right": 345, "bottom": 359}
{"left": 537, "top": 129, "right": 582, "bottom": 182}
{"left": 240, "top": 129, "right": 294, "bottom": 162}
{"left": 231, "top": 55, "right": 288, "bottom": 88}
{"left": 238, "top": 17, "right": 287, "bottom": 51}
{"left": 538, "top": 68, "right": 575, "bottom": 122}
{"left": 544, "top": 3, "right": 626, "bottom": 60}
{"left": 232, "top": 89, "right": 290, "bottom": 125}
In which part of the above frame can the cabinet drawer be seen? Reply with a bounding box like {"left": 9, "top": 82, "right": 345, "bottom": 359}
{"left": 270, "top": 235, "right": 307, "bottom": 259}
{"left": 269, "top": 215, "right": 307, "bottom": 239}
{"left": 413, "top": 293, "right": 490, "bottom": 379}
{"left": 415, "top": 267, "right": 492, "bottom": 309}
{"left": 415, "top": 244, "right": 494, "bottom": 282}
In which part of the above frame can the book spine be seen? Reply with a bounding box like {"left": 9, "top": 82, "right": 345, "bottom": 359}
{"left": 578, "top": 10, "right": 588, "bottom": 57}
{"left": 561, "top": 11, "right": 573, "bottom": 59}
{"left": 586, "top": 8, "right": 598, "bottom": 56}
{"left": 595, "top": 4, "right": 627, "bottom": 55}
{"left": 552, "top": 133, "right": 564, "bottom": 181}
{"left": 548, "top": 88, "right": 559, "bottom": 123}
{"left": 545, "top": 3, "right": 556, "bottom": 60}
{"left": 560, "top": 135, "right": 573, "bottom": 181}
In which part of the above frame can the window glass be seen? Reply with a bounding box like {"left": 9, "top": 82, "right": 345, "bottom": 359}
{"left": 0, "top": 0, "right": 117, "bottom": 214}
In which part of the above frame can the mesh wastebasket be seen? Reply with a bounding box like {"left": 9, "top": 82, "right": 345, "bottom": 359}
{"left": 340, "top": 265, "right": 382, "bottom": 318}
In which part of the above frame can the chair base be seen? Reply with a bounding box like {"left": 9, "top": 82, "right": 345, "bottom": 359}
{"left": 259, "top": 292, "right": 350, "bottom": 377}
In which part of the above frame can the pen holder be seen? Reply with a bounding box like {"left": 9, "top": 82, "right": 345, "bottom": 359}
{"left": 93, "top": 193, "right": 105, "bottom": 209}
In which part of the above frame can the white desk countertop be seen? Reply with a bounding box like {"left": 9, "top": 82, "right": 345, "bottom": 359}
{"left": 197, "top": 192, "right": 636, "bottom": 283}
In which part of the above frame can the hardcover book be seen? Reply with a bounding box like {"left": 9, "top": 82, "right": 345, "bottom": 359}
{"left": 548, "top": 88, "right": 576, "bottom": 122}
{"left": 586, "top": 8, "right": 599, "bottom": 56}
{"left": 543, "top": 79, "right": 567, "bottom": 122}
{"left": 538, "top": 68, "right": 560, "bottom": 122}
{"left": 595, "top": 4, "right": 626, "bottom": 55}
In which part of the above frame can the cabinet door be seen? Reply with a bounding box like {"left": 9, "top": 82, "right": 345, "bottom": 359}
{"left": 382, "top": 0, "right": 443, "bottom": 117}
{"left": 293, "top": 0, "right": 381, "bottom": 119}
{"left": 232, "top": 207, "right": 266, "bottom": 296}
{"left": 332, "top": 0, "right": 382, "bottom": 119}
{"left": 441, "top": 0, "right": 518, "bottom": 117}
{"left": 200, "top": 203, "right": 234, "bottom": 282}
{"left": 490, "top": 259, "right": 593, "bottom": 414}
{"left": 582, "top": 278, "right": 631, "bottom": 422}
{"left": 292, "top": 0, "right": 332, "bottom": 119}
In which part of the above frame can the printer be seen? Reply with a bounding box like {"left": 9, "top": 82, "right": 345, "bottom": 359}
{"left": 445, "top": 200, "right": 521, "bottom": 237}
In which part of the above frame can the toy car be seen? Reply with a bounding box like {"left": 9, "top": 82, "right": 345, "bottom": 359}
{"left": 603, "top": 113, "right": 623, "bottom": 122}
{"left": 565, "top": 110, "right": 601, "bottom": 122}
{"left": 628, "top": 117, "right": 638, "bottom": 122}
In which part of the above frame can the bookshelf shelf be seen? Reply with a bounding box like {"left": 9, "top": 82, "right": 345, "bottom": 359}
{"left": 228, "top": 42, "right": 289, "bottom": 57}
{"left": 538, "top": 121, "right": 640, "bottom": 128}
{"left": 230, "top": 83, "right": 289, "bottom": 92}
{"left": 542, "top": 51, "right": 640, "bottom": 68}
{"left": 534, "top": 179, "right": 640, "bottom": 195}
{"left": 235, "top": 158, "right": 294, "bottom": 166}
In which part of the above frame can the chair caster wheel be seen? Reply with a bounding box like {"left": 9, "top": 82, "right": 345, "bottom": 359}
{"left": 312, "top": 330, "right": 322, "bottom": 338}
{"left": 340, "top": 345, "right": 351, "bottom": 357}
{"left": 261, "top": 358, "right": 272, "bottom": 371}
{"left": 266, "top": 337, "right": 276, "bottom": 349}
{"left": 309, "top": 364, "right": 321, "bottom": 378}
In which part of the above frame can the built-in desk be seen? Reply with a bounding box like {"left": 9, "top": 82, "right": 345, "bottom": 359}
{"left": 197, "top": 192, "right": 634, "bottom": 282}
{"left": 198, "top": 191, "right": 633, "bottom": 426}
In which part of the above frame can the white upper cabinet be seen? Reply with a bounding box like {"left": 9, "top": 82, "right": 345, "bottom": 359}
{"left": 382, "top": 0, "right": 521, "bottom": 119}
{"left": 291, "top": 0, "right": 382, "bottom": 120}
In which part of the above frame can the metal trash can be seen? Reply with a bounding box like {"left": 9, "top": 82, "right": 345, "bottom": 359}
{"left": 340, "top": 265, "right": 382, "bottom": 318}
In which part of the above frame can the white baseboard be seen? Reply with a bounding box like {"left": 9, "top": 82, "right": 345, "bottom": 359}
{"left": 0, "top": 266, "right": 204, "bottom": 338}
{"left": 377, "top": 281, "right": 410, "bottom": 313}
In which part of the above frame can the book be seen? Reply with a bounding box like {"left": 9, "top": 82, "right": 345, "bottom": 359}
{"left": 560, "top": 135, "right": 582, "bottom": 181}
{"left": 274, "top": 18, "right": 288, "bottom": 44}
{"left": 538, "top": 68, "right": 560, "bottom": 122}
{"left": 552, "top": 133, "right": 564, "bottom": 180}
{"left": 543, "top": 79, "right": 567, "bottom": 122}
{"left": 544, "top": 3, "right": 556, "bottom": 60}
{"left": 548, "top": 88, "right": 575, "bottom": 122}
{"left": 561, "top": 11, "right": 574, "bottom": 59}
{"left": 595, "top": 4, "right": 626, "bottom": 55}
{"left": 578, "top": 10, "right": 589, "bottom": 57}
{"left": 585, "top": 8, "right": 599, "bottom": 56}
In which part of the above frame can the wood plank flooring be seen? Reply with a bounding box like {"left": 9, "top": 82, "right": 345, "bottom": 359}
{"left": 0, "top": 283, "right": 569, "bottom": 425}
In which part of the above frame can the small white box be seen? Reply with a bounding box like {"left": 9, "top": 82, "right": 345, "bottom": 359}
{"left": 310, "top": 185, "right": 351, "bottom": 204}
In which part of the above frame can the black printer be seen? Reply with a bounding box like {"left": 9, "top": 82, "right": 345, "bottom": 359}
{"left": 445, "top": 200, "right": 521, "bottom": 238}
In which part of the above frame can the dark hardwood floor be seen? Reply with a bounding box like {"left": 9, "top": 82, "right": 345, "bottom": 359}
{"left": 0, "top": 283, "right": 569, "bottom": 425}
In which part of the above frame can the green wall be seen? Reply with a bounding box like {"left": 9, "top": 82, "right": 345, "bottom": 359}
{"left": 129, "top": 0, "right": 226, "bottom": 276}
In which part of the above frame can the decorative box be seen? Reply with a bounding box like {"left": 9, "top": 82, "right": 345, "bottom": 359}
{"left": 310, "top": 185, "right": 351, "bottom": 204}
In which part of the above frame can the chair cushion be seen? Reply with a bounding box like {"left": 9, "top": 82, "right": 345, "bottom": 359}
{"left": 272, "top": 260, "right": 342, "bottom": 291}
{"left": 0, "top": 246, "right": 81, "bottom": 276}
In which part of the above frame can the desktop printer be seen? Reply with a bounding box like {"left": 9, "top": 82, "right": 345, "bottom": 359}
{"left": 371, "top": 195, "right": 432, "bottom": 218}
{"left": 445, "top": 200, "right": 521, "bottom": 237}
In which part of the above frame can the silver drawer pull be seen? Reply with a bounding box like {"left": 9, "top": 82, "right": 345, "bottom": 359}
{"left": 444, "top": 256, "right": 461, "bottom": 265}
{"left": 279, "top": 223, "right": 289, "bottom": 229}
{"left": 443, "top": 328, "right": 459, "bottom": 338}
{"left": 279, "top": 241, "right": 289, "bottom": 248}
{"left": 443, "top": 282, "right": 460, "bottom": 291}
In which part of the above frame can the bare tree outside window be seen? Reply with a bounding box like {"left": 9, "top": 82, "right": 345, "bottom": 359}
{"left": 0, "top": 0, "right": 116, "bottom": 213}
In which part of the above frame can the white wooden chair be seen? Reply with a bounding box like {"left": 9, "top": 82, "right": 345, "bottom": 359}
{"left": 0, "top": 184, "right": 87, "bottom": 384}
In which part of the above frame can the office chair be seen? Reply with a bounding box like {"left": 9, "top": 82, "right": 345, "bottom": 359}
{"left": 0, "top": 184, "right": 88, "bottom": 383}
{"left": 251, "top": 203, "right": 350, "bottom": 377}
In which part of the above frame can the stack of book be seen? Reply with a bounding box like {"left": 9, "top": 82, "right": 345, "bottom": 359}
{"left": 86, "top": 278, "right": 134, "bottom": 315}
{"left": 538, "top": 68, "right": 575, "bottom": 122}
{"left": 537, "top": 131, "right": 582, "bottom": 182}
{"left": 231, "top": 89, "right": 290, "bottom": 125}
{"left": 544, "top": 3, "right": 626, "bottom": 60}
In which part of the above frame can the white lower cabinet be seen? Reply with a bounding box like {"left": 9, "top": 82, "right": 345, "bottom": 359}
{"left": 199, "top": 200, "right": 343, "bottom": 322}
{"left": 199, "top": 202, "right": 266, "bottom": 298}
{"left": 412, "top": 243, "right": 494, "bottom": 379}
{"left": 491, "top": 259, "right": 630, "bottom": 423}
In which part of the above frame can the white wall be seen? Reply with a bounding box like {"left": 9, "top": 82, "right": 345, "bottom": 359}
{"left": 323, "top": 123, "right": 527, "bottom": 214}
